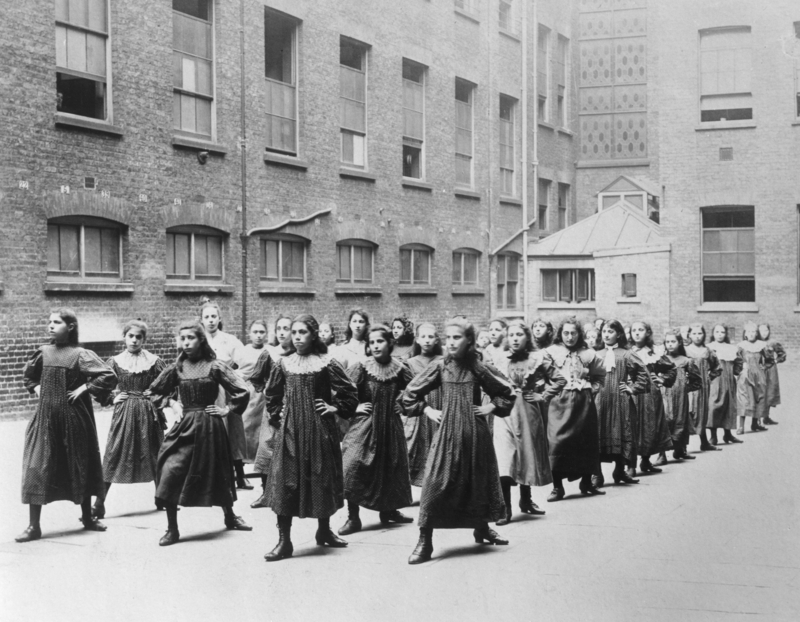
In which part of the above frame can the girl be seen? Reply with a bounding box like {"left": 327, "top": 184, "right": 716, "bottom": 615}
{"left": 686, "top": 324, "right": 722, "bottom": 451}
{"left": 593, "top": 320, "right": 648, "bottom": 487}
{"left": 736, "top": 323, "right": 770, "bottom": 434}
{"left": 235, "top": 320, "right": 270, "bottom": 465}
{"left": 759, "top": 324, "right": 785, "bottom": 425}
{"left": 201, "top": 302, "right": 251, "bottom": 490}
{"left": 707, "top": 324, "right": 744, "bottom": 445}
{"left": 268, "top": 315, "right": 294, "bottom": 359}
{"left": 319, "top": 322, "right": 337, "bottom": 348}
{"left": 483, "top": 318, "right": 508, "bottom": 366}
{"left": 660, "top": 329, "right": 702, "bottom": 461}
{"left": 93, "top": 320, "right": 167, "bottom": 519}
{"left": 476, "top": 329, "right": 491, "bottom": 352}
{"left": 263, "top": 315, "right": 359, "bottom": 561}
{"left": 530, "top": 318, "right": 555, "bottom": 351}
{"left": 585, "top": 327, "right": 602, "bottom": 352}
{"left": 493, "top": 320, "right": 567, "bottom": 523}
{"left": 401, "top": 317, "right": 516, "bottom": 564}
{"left": 404, "top": 323, "right": 444, "bottom": 487}
{"left": 545, "top": 319, "right": 606, "bottom": 501}
{"left": 148, "top": 321, "right": 252, "bottom": 546}
{"left": 17, "top": 308, "right": 117, "bottom": 542}
{"left": 331, "top": 308, "right": 371, "bottom": 370}
{"left": 391, "top": 316, "right": 415, "bottom": 361}
{"left": 339, "top": 325, "right": 415, "bottom": 535}
{"left": 629, "top": 322, "right": 677, "bottom": 473}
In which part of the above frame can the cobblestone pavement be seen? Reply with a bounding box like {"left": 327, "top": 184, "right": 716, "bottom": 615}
{"left": 1, "top": 372, "right": 798, "bottom": 622}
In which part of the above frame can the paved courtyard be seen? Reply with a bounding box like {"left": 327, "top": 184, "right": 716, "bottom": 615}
{"left": 1, "top": 373, "right": 798, "bottom": 622}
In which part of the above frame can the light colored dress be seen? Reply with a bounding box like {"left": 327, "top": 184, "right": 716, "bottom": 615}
{"left": 707, "top": 342, "right": 743, "bottom": 430}
{"left": 685, "top": 344, "right": 721, "bottom": 433}
{"left": 736, "top": 341, "right": 770, "bottom": 421}
{"left": 207, "top": 330, "right": 247, "bottom": 460}
{"left": 234, "top": 344, "right": 268, "bottom": 462}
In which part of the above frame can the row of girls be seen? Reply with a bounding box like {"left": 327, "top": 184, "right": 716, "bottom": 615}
{"left": 14, "top": 307, "right": 784, "bottom": 568}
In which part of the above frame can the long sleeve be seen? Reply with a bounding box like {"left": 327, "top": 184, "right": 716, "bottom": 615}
{"left": 263, "top": 362, "right": 286, "bottom": 424}
{"left": 772, "top": 342, "right": 786, "bottom": 364}
{"left": 654, "top": 354, "right": 678, "bottom": 389}
{"left": 707, "top": 350, "right": 722, "bottom": 381}
{"left": 327, "top": 358, "right": 358, "bottom": 420}
{"left": 624, "top": 352, "right": 650, "bottom": 396}
{"left": 248, "top": 349, "right": 274, "bottom": 393}
{"left": 586, "top": 352, "right": 606, "bottom": 395}
{"left": 212, "top": 361, "right": 250, "bottom": 416}
{"left": 148, "top": 363, "right": 180, "bottom": 399}
{"left": 539, "top": 352, "right": 568, "bottom": 402}
{"left": 78, "top": 348, "right": 118, "bottom": 404}
{"left": 475, "top": 361, "right": 516, "bottom": 418}
{"left": 685, "top": 360, "right": 703, "bottom": 393}
{"left": 733, "top": 348, "right": 744, "bottom": 377}
{"left": 347, "top": 362, "right": 368, "bottom": 405}
{"left": 146, "top": 358, "right": 170, "bottom": 410}
{"left": 400, "top": 359, "right": 443, "bottom": 415}
{"left": 22, "top": 349, "right": 44, "bottom": 394}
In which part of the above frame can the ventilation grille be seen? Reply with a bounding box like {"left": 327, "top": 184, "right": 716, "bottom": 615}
{"left": 719, "top": 147, "right": 733, "bottom": 161}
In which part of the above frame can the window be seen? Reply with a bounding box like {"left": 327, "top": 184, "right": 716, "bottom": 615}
{"left": 403, "top": 59, "right": 426, "bottom": 179}
{"left": 621, "top": 273, "right": 637, "bottom": 297}
{"left": 496, "top": 253, "right": 520, "bottom": 309}
{"left": 166, "top": 226, "right": 224, "bottom": 281}
{"left": 538, "top": 179, "right": 551, "bottom": 230}
{"left": 499, "top": 0, "right": 515, "bottom": 33}
{"left": 172, "top": 0, "right": 214, "bottom": 137}
{"left": 340, "top": 38, "right": 368, "bottom": 167}
{"left": 454, "top": 0, "right": 476, "bottom": 14}
{"left": 795, "top": 22, "right": 800, "bottom": 118}
{"left": 47, "top": 216, "right": 121, "bottom": 279}
{"left": 700, "top": 27, "right": 752, "bottom": 122}
{"left": 557, "top": 183, "right": 569, "bottom": 230}
{"left": 337, "top": 240, "right": 374, "bottom": 284}
{"left": 499, "top": 95, "right": 516, "bottom": 196}
{"left": 400, "top": 244, "right": 431, "bottom": 285}
{"left": 452, "top": 249, "right": 480, "bottom": 286}
{"left": 556, "top": 36, "right": 568, "bottom": 126}
{"left": 265, "top": 9, "right": 298, "bottom": 155}
{"left": 537, "top": 25, "right": 549, "bottom": 122}
{"left": 541, "top": 269, "right": 595, "bottom": 303}
{"left": 455, "top": 79, "right": 474, "bottom": 187}
{"left": 55, "top": 0, "right": 110, "bottom": 120}
{"left": 260, "top": 235, "right": 306, "bottom": 283}
{"left": 701, "top": 207, "right": 755, "bottom": 302}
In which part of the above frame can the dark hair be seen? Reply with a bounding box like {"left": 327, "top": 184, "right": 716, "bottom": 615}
{"left": 444, "top": 316, "right": 480, "bottom": 367}
{"left": 391, "top": 316, "right": 415, "bottom": 347}
{"left": 663, "top": 328, "right": 687, "bottom": 357}
{"left": 689, "top": 323, "right": 707, "bottom": 346}
{"left": 489, "top": 317, "right": 508, "bottom": 330}
{"left": 553, "top": 317, "right": 588, "bottom": 351}
{"left": 602, "top": 319, "right": 628, "bottom": 348}
{"left": 710, "top": 323, "right": 730, "bottom": 344}
{"left": 50, "top": 307, "right": 80, "bottom": 345}
{"left": 200, "top": 301, "right": 223, "bottom": 330}
{"left": 318, "top": 322, "right": 337, "bottom": 347}
{"left": 270, "top": 314, "right": 293, "bottom": 347}
{"left": 176, "top": 321, "right": 216, "bottom": 371}
{"left": 367, "top": 324, "right": 395, "bottom": 357}
{"left": 757, "top": 323, "right": 771, "bottom": 340}
{"left": 504, "top": 319, "right": 535, "bottom": 361}
{"left": 742, "top": 321, "right": 759, "bottom": 342}
{"left": 631, "top": 321, "right": 655, "bottom": 349}
{"left": 530, "top": 317, "right": 554, "bottom": 350}
{"left": 122, "top": 319, "right": 148, "bottom": 340}
{"left": 344, "top": 308, "right": 371, "bottom": 343}
{"left": 292, "top": 314, "right": 328, "bottom": 355}
{"left": 248, "top": 318, "right": 268, "bottom": 332}
{"left": 411, "top": 322, "right": 443, "bottom": 357}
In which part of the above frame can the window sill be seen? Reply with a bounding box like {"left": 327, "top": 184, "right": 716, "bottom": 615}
{"left": 538, "top": 121, "right": 557, "bottom": 131}
{"left": 792, "top": 122, "right": 800, "bottom": 127}
{"left": 452, "top": 287, "right": 485, "bottom": 296}
{"left": 616, "top": 296, "right": 641, "bottom": 304}
{"left": 259, "top": 284, "right": 316, "bottom": 296}
{"left": 496, "top": 309, "right": 524, "bottom": 318}
{"left": 697, "top": 302, "right": 759, "bottom": 313}
{"left": 402, "top": 178, "right": 433, "bottom": 192}
{"left": 499, "top": 28, "right": 521, "bottom": 42}
{"left": 172, "top": 135, "right": 228, "bottom": 155}
{"left": 537, "top": 301, "right": 597, "bottom": 311}
{"left": 695, "top": 121, "right": 756, "bottom": 132}
{"left": 454, "top": 7, "right": 480, "bottom": 24}
{"left": 576, "top": 158, "right": 650, "bottom": 169}
{"left": 334, "top": 285, "right": 383, "bottom": 296}
{"left": 54, "top": 113, "right": 124, "bottom": 137}
{"left": 264, "top": 152, "right": 309, "bottom": 170}
{"left": 557, "top": 127, "right": 574, "bottom": 137}
{"left": 164, "top": 282, "right": 234, "bottom": 295}
{"left": 340, "top": 168, "right": 377, "bottom": 182}
{"left": 398, "top": 286, "right": 437, "bottom": 296}
{"left": 499, "top": 196, "right": 522, "bottom": 207}
{"left": 44, "top": 280, "right": 133, "bottom": 293}
{"left": 454, "top": 188, "right": 481, "bottom": 200}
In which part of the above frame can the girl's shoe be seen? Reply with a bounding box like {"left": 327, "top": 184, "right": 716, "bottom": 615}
{"left": 496, "top": 505, "right": 512, "bottom": 526}
{"left": 473, "top": 527, "right": 509, "bottom": 545}
{"left": 15, "top": 526, "right": 42, "bottom": 543}
{"left": 547, "top": 487, "right": 565, "bottom": 502}
{"left": 159, "top": 529, "right": 180, "bottom": 546}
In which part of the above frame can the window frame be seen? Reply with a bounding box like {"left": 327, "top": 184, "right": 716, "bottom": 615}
{"left": 402, "top": 59, "right": 427, "bottom": 180}
{"left": 340, "top": 37, "right": 369, "bottom": 168}
{"left": 166, "top": 225, "right": 226, "bottom": 282}
{"left": 496, "top": 252, "right": 520, "bottom": 310}
{"left": 399, "top": 243, "right": 432, "bottom": 286}
{"left": 698, "top": 26, "right": 753, "bottom": 124}
{"left": 700, "top": 206, "right": 755, "bottom": 303}
{"left": 541, "top": 269, "right": 596, "bottom": 304}
{"left": 47, "top": 215, "right": 123, "bottom": 281}
{"left": 537, "top": 24, "right": 550, "bottom": 123}
{"left": 264, "top": 8, "right": 299, "bottom": 155}
{"left": 556, "top": 35, "right": 569, "bottom": 126}
{"left": 454, "top": 78, "right": 475, "bottom": 188}
{"left": 498, "top": 0, "right": 516, "bottom": 34}
{"left": 259, "top": 234, "right": 308, "bottom": 284}
{"left": 621, "top": 273, "right": 637, "bottom": 298}
{"left": 336, "top": 239, "right": 376, "bottom": 285}
{"left": 452, "top": 248, "right": 481, "bottom": 287}
{"left": 557, "top": 182, "right": 569, "bottom": 231}
{"left": 538, "top": 178, "right": 551, "bottom": 231}
{"left": 499, "top": 94, "right": 517, "bottom": 197}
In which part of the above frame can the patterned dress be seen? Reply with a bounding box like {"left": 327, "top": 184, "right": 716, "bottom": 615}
{"left": 686, "top": 344, "right": 721, "bottom": 433}
{"left": 763, "top": 340, "right": 785, "bottom": 408}
{"left": 545, "top": 345, "right": 605, "bottom": 480}
{"left": 392, "top": 344, "right": 414, "bottom": 361}
{"left": 662, "top": 356, "right": 702, "bottom": 448}
{"left": 400, "top": 357, "right": 515, "bottom": 529}
{"left": 330, "top": 340, "right": 369, "bottom": 440}
{"left": 22, "top": 344, "right": 117, "bottom": 505}
{"left": 493, "top": 350, "right": 566, "bottom": 487}
{"left": 404, "top": 354, "right": 442, "bottom": 486}
{"left": 594, "top": 346, "right": 648, "bottom": 463}
{"left": 207, "top": 330, "right": 247, "bottom": 462}
{"left": 736, "top": 341, "right": 770, "bottom": 420}
{"left": 707, "top": 343, "right": 743, "bottom": 430}
{"left": 234, "top": 344, "right": 268, "bottom": 463}
{"left": 629, "top": 346, "right": 676, "bottom": 456}
{"left": 342, "top": 358, "right": 414, "bottom": 511}
{"left": 102, "top": 350, "right": 167, "bottom": 484}
{"left": 264, "top": 353, "right": 359, "bottom": 519}
{"left": 149, "top": 359, "right": 249, "bottom": 507}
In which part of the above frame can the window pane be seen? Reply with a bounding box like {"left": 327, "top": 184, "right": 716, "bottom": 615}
{"left": 403, "top": 144, "right": 421, "bottom": 178}
{"left": 496, "top": 256, "right": 506, "bottom": 282}
{"left": 738, "top": 229, "right": 755, "bottom": 252}
{"left": 703, "top": 230, "right": 720, "bottom": 251}
{"left": 265, "top": 11, "right": 294, "bottom": 84}
{"left": 703, "top": 252, "right": 722, "bottom": 275}
{"left": 84, "top": 227, "right": 101, "bottom": 273}
{"left": 464, "top": 253, "right": 478, "bottom": 284}
{"left": 400, "top": 249, "right": 412, "bottom": 283}
{"left": 507, "top": 255, "right": 519, "bottom": 281}
{"left": 452, "top": 252, "right": 462, "bottom": 285}
{"left": 100, "top": 228, "right": 119, "bottom": 273}
{"left": 173, "top": 13, "right": 211, "bottom": 59}
{"left": 340, "top": 39, "right": 364, "bottom": 71}
{"left": 353, "top": 246, "right": 372, "bottom": 282}
{"left": 47, "top": 225, "right": 61, "bottom": 271}
{"left": 559, "top": 270, "right": 572, "bottom": 301}
{"left": 175, "top": 233, "right": 190, "bottom": 275}
{"left": 87, "top": 0, "right": 107, "bottom": 32}
{"left": 577, "top": 270, "right": 590, "bottom": 300}
{"left": 413, "top": 250, "right": 429, "bottom": 284}
{"left": 194, "top": 235, "right": 208, "bottom": 275}
{"left": 196, "top": 98, "right": 212, "bottom": 136}
{"left": 173, "top": 0, "right": 209, "bottom": 21}
{"left": 264, "top": 240, "right": 279, "bottom": 279}
{"left": 282, "top": 241, "right": 304, "bottom": 281}
{"left": 506, "top": 282, "right": 517, "bottom": 308}
{"left": 738, "top": 252, "right": 755, "bottom": 275}
{"left": 66, "top": 28, "right": 87, "bottom": 73}
{"left": 704, "top": 278, "right": 755, "bottom": 302}
{"left": 180, "top": 94, "right": 196, "bottom": 131}
{"left": 207, "top": 236, "right": 222, "bottom": 276}
{"left": 542, "top": 270, "right": 557, "bottom": 300}
{"left": 719, "top": 229, "right": 738, "bottom": 252}
{"left": 337, "top": 245, "right": 351, "bottom": 281}
{"left": 59, "top": 226, "right": 80, "bottom": 272}
{"left": 167, "top": 233, "right": 176, "bottom": 274}
{"left": 68, "top": 0, "right": 89, "bottom": 29}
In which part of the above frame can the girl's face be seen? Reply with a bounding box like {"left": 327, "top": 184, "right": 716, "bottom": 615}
{"left": 561, "top": 323, "right": 579, "bottom": 348}
{"left": 664, "top": 334, "right": 680, "bottom": 355}
{"left": 586, "top": 329, "right": 599, "bottom": 345}
{"left": 416, "top": 327, "right": 438, "bottom": 355}
{"left": 758, "top": 325, "right": 770, "bottom": 340}
{"left": 489, "top": 322, "right": 506, "bottom": 347}
{"left": 318, "top": 323, "right": 333, "bottom": 344}
{"left": 507, "top": 326, "right": 528, "bottom": 353}
{"left": 48, "top": 313, "right": 73, "bottom": 343}
{"left": 712, "top": 325, "right": 727, "bottom": 343}
{"left": 392, "top": 321, "right": 405, "bottom": 340}
{"left": 201, "top": 308, "right": 220, "bottom": 334}
{"left": 179, "top": 329, "right": 201, "bottom": 357}
{"left": 690, "top": 327, "right": 705, "bottom": 346}
{"left": 744, "top": 327, "right": 758, "bottom": 342}
{"left": 291, "top": 322, "right": 313, "bottom": 355}
{"left": 124, "top": 327, "right": 145, "bottom": 353}
{"left": 369, "top": 331, "right": 391, "bottom": 363}
{"left": 631, "top": 323, "right": 648, "bottom": 347}
{"left": 476, "top": 331, "right": 491, "bottom": 349}
{"left": 445, "top": 326, "right": 471, "bottom": 359}
{"left": 350, "top": 314, "right": 367, "bottom": 340}
{"left": 275, "top": 319, "right": 292, "bottom": 346}
{"left": 601, "top": 325, "right": 618, "bottom": 346}
{"left": 531, "top": 321, "right": 548, "bottom": 340}
{"left": 249, "top": 323, "right": 267, "bottom": 347}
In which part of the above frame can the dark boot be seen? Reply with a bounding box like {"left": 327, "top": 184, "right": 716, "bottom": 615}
{"left": 408, "top": 528, "right": 433, "bottom": 564}
{"left": 579, "top": 474, "right": 606, "bottom": 495}
{"left": 159, "top": 504, "right": 180, "bottom": 546}
{"left": 474, "top": 522, "right": 509, "bottom": 545}
{"left": 223, "top": 507, "right": 253, "bottom": 531}
{"left": 250, "top": 476, "right": 270, "bottom": 509}
{"left": 92, "top": 482, "right": 111, "bottom": 518}
{"left": 709, "top": 428, "right": 719, "bottom": 446}
{"left": 317, "top": 517, "right": 348, "bottom": 547}
{"left": 519, "top": 484, "right": 545, "bottom": 515}
{"left": 234, "top": 460, "right": 253, "bottom": 490}
{"left": 264, "top": 515, "right": 293, "bottom": 562}
{"left": 723, "top": 430, "right": 743, "bottom": 444}
{"left": 80, "top": 496, "right": 107, "bottom": 531}
{"left": 496, "top": 479, "right": 513, "bottom": 526}
{"left": 379, "top": 510, "right": 413, "bottom": 524}
{"left": 613, "top": 458, "right": 639, "bottom": 484}
{"left": 338, "top": 500, "right": 362, "bottom": 535}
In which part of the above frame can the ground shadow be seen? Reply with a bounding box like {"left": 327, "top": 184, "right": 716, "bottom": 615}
{"left": 435, "top": 543, "right": 504, "bottom": 561}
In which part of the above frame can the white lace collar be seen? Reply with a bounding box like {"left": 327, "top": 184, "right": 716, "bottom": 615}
{"left": 282, "top": 353, "right": 330, "bottom": 374}
{"left": 709, "top": 342, "right": 739, "bottom": 361}
{"left": 113, "top": 349, "right": 160, "bottom": 373}
{"left": 364, "top": 357, "right": 403, "bottom": 381}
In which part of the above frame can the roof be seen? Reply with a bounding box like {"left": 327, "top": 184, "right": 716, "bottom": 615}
{"left": 596, "top": 174, "right": 661, "bottom": 198}
{"left": 528, "top": 203, "right": 668, "bottom": 257}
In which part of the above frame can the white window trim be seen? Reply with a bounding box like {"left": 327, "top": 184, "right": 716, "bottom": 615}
{"left": 167, "top": 228, "right": 225, "bottom": 282}
{"left": 499, "top": 94, "right": 517, "bottom": 197}
{"left": 402, "top": 60, "right": 426, "bottom": 181}
{"left": 540, "top": 268, "right": 595, "bottom": 304}
{"left": 453, "top": 248, "right": 480, "bottom": 287}
{"left": 455, "top": 79, "right": 475, "bottom": 189}
{"left": 264, "top": 11, "right": 299, "bottom": 156}
{"left": 48, "top": 219, "right": 123, "bottom": 281}
{"left": 261, "top": 236, "right": 307, "bottom": 284}
{"left": 497, "top": 253, "right": 520, "bottom": 310}
{"left": 337, "top": 240, "right": 375, "bottom": 284}
{"left": 699, "top": 207, "right": 755, "bottom": 304}
{"left": 340, "top": 39, "right": 369, "bottom": 169}
{"left": 400, "top": 244, "right": 432, "bottom": 285}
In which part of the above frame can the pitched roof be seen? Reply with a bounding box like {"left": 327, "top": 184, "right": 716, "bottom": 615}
{"left": 596, "top": 174, "right": 661, "bottom": 198}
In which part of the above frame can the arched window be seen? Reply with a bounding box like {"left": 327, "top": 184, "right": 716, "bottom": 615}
{"left": 400, "top": 243, "right": 432, "bottom": 285}
{"left": 260, "top": 233, "right": 307, "bottom": 283}
{"left": 47, "top": 215, "right": 123, "bottom": 280}
{"left": 337, "top": 239, "right": 375, "bottom": 284}
{"left": 452, "top": 248, "right": 480, "bottom": 286}
{"left": 166, "top": 225, "right": 225, "bottom": 281}
{"left": 496, "top": 252, "right": 520, "bottom": 309}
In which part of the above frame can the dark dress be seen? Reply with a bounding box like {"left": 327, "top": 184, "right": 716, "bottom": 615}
{"left": 594, "top": 347, "right": 648, "bottom": 463}
{"left": 102, "top": 352, "right": 167, "bottom": 484}
{"left": 707, "top": 343, "right": 743, "bottom": 430}
{"left": 342, "top": 358, "right": 414, "bottom": 511}
{"left": 149, "top": 359, "right": 249, "bottom": 508}
{"left": 736, "top": 342, "right": 770, "bottom": 420}
{"left": 400, "top": 357, "right": 515, "bottom": 530}
{"left": 404, "top": 354, "right": 443, "bottom": 487}
{"left": 264, "top": 353, "right": 359, "bottom": 519}
{"left": 686, "top": 344, "right": 721, "bottom": 433}
{"left": 763, "top": 340, "right": 785, "bottom": 408}
{"left": 21, "top": 344, "right": 117, "bottom": 505}
{"left": 662, "top": 356, "right": 702, "bottom": 448}
{"left": 545, "top": 345, "right": 605, "bottom": 480}
{"left": 629, "top": 347, "right": 676, "bottom": 456}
